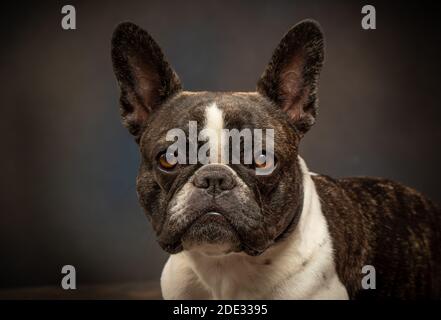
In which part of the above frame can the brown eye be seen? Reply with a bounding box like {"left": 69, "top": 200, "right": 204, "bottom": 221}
{"left": 255, "top": 154, "right": 269, "bottom": 169}
{"left": 254, "top": 154, "right": 276, "bottom": 170}
{"left": 158, "top": 152, "right": 177, "bottom": 171}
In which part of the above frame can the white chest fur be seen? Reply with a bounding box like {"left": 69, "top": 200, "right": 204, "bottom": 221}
{"left": 161, "top": 157, "right": 348, "bottom": 299}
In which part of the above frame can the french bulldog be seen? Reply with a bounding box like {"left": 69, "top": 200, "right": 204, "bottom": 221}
{"left": 111, "top": 20, "right": 441, "bottom": 299}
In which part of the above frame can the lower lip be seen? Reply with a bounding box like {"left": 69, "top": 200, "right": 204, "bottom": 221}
{"left": 206, "top": 212, "right": 222, "bottom": 216}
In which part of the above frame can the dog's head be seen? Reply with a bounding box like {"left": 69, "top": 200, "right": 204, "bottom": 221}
{"left": 111, "top": 20, "right": 324, "bottom": 256}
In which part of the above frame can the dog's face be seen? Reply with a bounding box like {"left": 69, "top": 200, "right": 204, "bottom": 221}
{"left": 111, "top": 20, "right": 324, "bottom": 256}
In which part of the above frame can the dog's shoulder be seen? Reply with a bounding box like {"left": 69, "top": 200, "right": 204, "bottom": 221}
{"left": 312, "top": 173, "right": 440, "bottom": 218}
{"left": 311, "top": 173, "right": 441, "bottom": 299}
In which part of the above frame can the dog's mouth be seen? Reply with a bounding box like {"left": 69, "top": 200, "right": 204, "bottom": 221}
{"left": 183, "top": 210, "right": 232, "bottom": 233}
{"left": 157, "top": 209, "right": 230, "bottom": 253}
{"left": 158, "top": 206, "right": 270, "bottom": 256}
{"left": 182, "top": 210, "right": 239, "bottom": 244}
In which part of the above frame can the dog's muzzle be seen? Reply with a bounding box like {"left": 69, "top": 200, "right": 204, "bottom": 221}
{"left": 157, "top": 164, "right": 270, "bottom": 255}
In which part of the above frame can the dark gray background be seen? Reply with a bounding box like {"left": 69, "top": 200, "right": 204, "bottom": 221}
{"left": 1, "top": 0, "right": 440, "bottom": 289}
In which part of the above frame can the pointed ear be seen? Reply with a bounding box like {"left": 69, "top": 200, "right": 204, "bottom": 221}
{"left": 257, "top": 20, "right": 324, "bottom": 136}
{"left": 111, "top": 22, "right": 182, "bottom": 141}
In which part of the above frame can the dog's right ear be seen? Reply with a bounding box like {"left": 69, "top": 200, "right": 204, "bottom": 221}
{"left": 111, "top": 22, "right": 182, "bottom": 141}
{"left": 257, "top": 20, "right": 324, "bottom": 136}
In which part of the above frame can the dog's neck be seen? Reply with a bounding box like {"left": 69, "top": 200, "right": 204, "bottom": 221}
{"left": 180, "top": 157, "right": 340, "bottom": 299}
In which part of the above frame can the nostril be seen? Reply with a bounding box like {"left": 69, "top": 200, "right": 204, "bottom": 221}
{"left": 193, "top": 175, "right": 209, "bottom": 189}
{"left": 201, "top": 177, "right": 210, "bottom": 189}
{"left": 219, "top": 176, "right": 235, "bottom": 190}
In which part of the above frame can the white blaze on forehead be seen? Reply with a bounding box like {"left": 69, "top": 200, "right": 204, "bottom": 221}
{"left": 203, "top": 102, "right": 224, "bottom": 163}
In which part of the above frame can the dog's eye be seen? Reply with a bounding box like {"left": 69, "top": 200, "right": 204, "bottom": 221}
{"left": 254, "top": 154, "right": 276, "bottom": 170}
{"left": 158, "top": 152, "right": 178, "bottom": 171}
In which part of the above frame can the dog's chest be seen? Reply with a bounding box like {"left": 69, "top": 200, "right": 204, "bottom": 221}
{"left": 185, "top": 244, "right": 347, "bottom": 299}
{"left": 189, "top": 255, "right": 267, "bottom": 299}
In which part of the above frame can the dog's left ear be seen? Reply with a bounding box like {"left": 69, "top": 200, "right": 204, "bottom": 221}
{"left": 257, "top": 20, "right": 324, "bottom": 136}
{"left": 111, "top": 22, "right": 182, "bottom": 141}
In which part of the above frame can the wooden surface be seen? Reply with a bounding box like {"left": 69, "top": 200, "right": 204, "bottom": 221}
{"left": 0, "top": 282, "right": 163, "bottom": 300}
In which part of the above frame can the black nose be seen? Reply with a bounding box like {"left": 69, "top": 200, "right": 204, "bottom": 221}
{"left": 193, "top": 165, "right": 236, "bottom": 196}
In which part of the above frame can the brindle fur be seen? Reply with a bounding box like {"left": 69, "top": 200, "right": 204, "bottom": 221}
{"left": 313, "top": 175, "right": 441, "bottom": 299}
